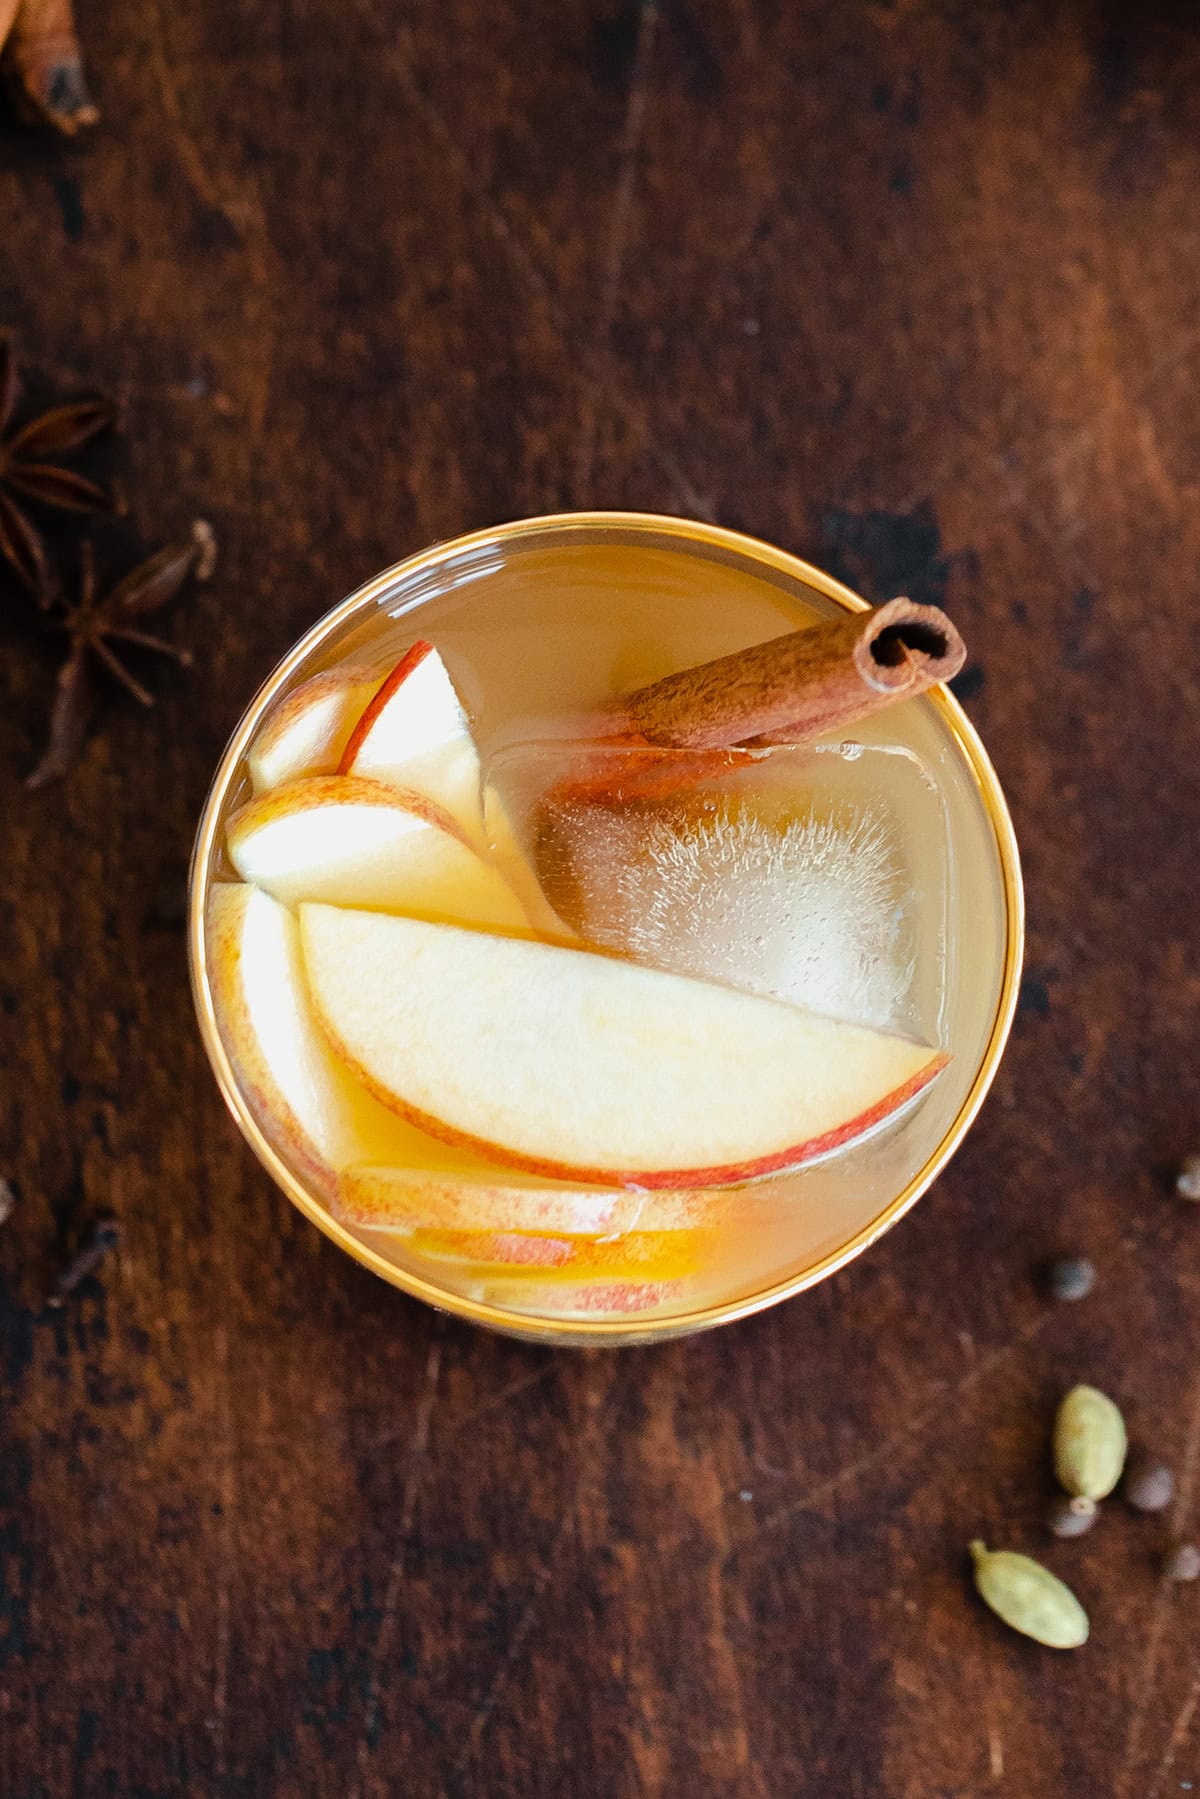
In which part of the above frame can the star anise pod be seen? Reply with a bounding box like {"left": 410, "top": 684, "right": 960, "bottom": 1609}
{"left": 1, "top": 0, "right": 98, "bottom": 135}
{"left": 0, "top": 336, "right": 116, "bottom": 604}
{"left": 27, "top": 521, "right": 216, "bottom": 789}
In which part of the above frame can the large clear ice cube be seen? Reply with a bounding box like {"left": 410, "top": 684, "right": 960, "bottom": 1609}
{"left": 486, "top": 739, "right": 948, "bottom": 1046}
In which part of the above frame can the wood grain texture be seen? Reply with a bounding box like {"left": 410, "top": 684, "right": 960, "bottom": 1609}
{"left": 2, "top": 0, "right": 1199, "bottom": 1793}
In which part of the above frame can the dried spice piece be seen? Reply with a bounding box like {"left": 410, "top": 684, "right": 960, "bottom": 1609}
{"left": 622, "top": 597, "right": 965, "bottom": 751}
{"left": 1122, "top": 1453, "right": 1174, "bottom": 1514}
{"left": 28, "top": 521, "right": 216, "bottom": 788}
{"left": 46, "top": 1213, "right": 120, "bottom": 1306}
{"left": 1047, "top": 1256, "right": 1095, "bottom": 1302}
{"left": 1053, "top": 1385, "right": 1127, "bottom": 1501}
{"left": 1176, "top": 1155, "right": 1200, "bottom": 1202}
{"left": 969, "top": 1541, "right": 1089, "bottom": 1648}
{"left": 1164, "top": 1543, "right": 1200, "bottom": 1583}
{"left": 1, "top": 0, "right": 98, "bottom": 134}
{"left": 0, "top": 337, "right": 115, "bottom": 601}
{"left": 0, "top": 1177, "right": 14, "bottom": 1226}
{"left": 1046, "top": 1494, "right": 1097, "bottom": 1539}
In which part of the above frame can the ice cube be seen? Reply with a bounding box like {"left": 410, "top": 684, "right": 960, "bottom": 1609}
{"left": 588, "top": 803, "right": 910, "bottom": 1027}
{"left": 485, "top": 740, "right": 947, "bottom": 1041}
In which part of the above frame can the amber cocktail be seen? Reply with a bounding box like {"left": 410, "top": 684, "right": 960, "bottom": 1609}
{"left": 189, "top": 514, "right": 1022, "bottom": 1344}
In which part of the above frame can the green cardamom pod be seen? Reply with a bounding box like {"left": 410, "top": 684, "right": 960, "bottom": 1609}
{"left": 969, "top": 1541, "right": 1089, "bottom": 1648}
{"left": 1053, "top": 1384, "right": 1127, "bottom": 1499}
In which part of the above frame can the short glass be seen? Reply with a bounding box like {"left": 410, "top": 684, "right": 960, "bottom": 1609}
{"left": 189, "top": 513, "right": 1023, "bottom": 1345}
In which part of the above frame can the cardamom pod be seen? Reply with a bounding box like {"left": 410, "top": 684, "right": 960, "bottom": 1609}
{"left": 969, "top": 1541, "right": 1089, "bottom": 1648}
{"left": 1053, "top": 1385, "right": 1127, "bottom": 1499}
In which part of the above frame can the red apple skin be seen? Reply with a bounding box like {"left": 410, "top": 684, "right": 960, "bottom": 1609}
{"left": 333, "top": 1171, "right": 740, "bottom": 1236}
{"left": 325, "top": 1047, "right": 948, "bottom": 1191}
{"left": 247, "top": 664, "right": 389, "bottom": 792}
{"left": 337, "top": 640, "right": 435, "bottom": 776}
{"left": 333, "top": 1176, "right": 625, "bottom": 1236}
{"left": 406, "top": 1227, "right": 714, "bottom": 1277}
{"left": 206, "top": 887, "right": 345, "bottom": 1203}
{"left": 228, "top": 772, "right": 476, "bottom": 855}
{"left": 478, "top": 1278, "right": 686, "bottom": 1316}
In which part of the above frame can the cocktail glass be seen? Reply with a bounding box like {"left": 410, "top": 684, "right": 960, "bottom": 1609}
{"left": 189, "top": 513, "right": 1023, "bottom": 1345}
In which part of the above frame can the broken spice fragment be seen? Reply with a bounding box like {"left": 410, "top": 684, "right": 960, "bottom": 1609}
{"left": 1, "top": 0, "right": 98, "bottom": 135}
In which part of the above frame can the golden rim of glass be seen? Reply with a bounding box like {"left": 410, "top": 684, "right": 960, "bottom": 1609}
{"left": 188, "top": 510, "right": 1025, "bottom": 1346}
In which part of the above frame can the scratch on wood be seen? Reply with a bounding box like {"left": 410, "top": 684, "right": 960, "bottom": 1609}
{"left": 988, "top": 1719, "right": 1004, "bottom": 1780}
{"left": 1171, "top": 1363, "right": 1200, "bottom": 1527}
{"left": 598, "top": 0, "right": 660, "bottom": 343}
{"left": 982, "top": 1664, "right": 1007, "bottom": 1786}
{"left": 210, "top": 1322, "right": 236, "bottom": 1785}
{"left": 388, "top": 23, "right": 551, "bottom": 304}
{"left": 450, "top": 1373, "right": 621, "bottom": 1776}
{"left": 141, "top": 0, "right": 276, "bottom": 437}
{"left": 1122, "top": 1597, "right": 1180, "bottom": 1791}
{"left": 1120, "top": 1360, "right": 1200, "bottom": 1797}
{"left": 574, "top": 0, "right": 660, "bottom": 498}
{"left": 446, "top": 1362, "right": 556, "bottom": 1436}
{"left": 736, "top": 1306, "right": 1055, "bottom": 1561}
{"left": 597, "top": 0, "right": 662, "bottom": 331}
{"left": 452, "top": 1508, "right": 573, "bottom": 1777}
{"left": 1146, "top": 1672, "right": 1200, "bottom": 1799}
{"left": 352, "top": 1332, "right": 444, "bottom": 1790}
{"left": 700, "top": 1448, "right": 762, "bottom": 1789}
{"left": 1134, "top": 415, "right": 1179, "bottom": 516}
{"left": 142, "top": 0, "right": 223, "bottom": 214}
{"left": 366, "top": 1363, "right": 553, "bottom": 1456}
{"left": 384, "top": 16, "right": 711, "bottom": 521}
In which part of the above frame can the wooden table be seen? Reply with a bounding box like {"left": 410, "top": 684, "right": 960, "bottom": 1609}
{"left": 3, "top": 3, "right": 1199, "bottom": 1793}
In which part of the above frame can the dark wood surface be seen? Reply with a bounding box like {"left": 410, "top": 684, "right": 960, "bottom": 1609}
{"left": 3, "top": 2, "right": 1200, "bottom": 1793}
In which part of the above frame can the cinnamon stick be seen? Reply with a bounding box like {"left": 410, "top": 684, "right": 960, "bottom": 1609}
{"left": 532, "top": 599, "right": 965, "bottom": 812}
{"left": 616, "top": 597, "right": 965, "bottom": 752}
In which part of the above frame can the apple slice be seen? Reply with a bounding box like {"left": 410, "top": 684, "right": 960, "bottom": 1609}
{"left": 206, "top": 883, "right": 493, "bottom": 1197}
{"left": 338, "top": 641, "right": 565, "bottom": 938}
{"left": 226, "top": 775, "right": 531, "bottom": 929}
{"left": 405, "top": 1227, "right": 714, "bottom": 1278}
{"left": 248, "top": 665, "right": 386, "bottom": 794}
{"left": 336, "top": 1168, "right": 630, "bottom": 1236}
{"left": 299, "top": 906, "right": 947, "bottom": 1188}
{"left": 334, "top": 1165, "right": 736, "bottom": 1237}
{"left": 338, "top": 641, "right": 485, "bottom": 834}
{"left": 475, "top": 1277, "right": 687, "bottom": 1317}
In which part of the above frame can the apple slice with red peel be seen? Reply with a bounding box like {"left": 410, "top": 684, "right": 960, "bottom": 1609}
{"left": 475, "top": 1277, "right": 687, "bottom": 1317}
{"left": 226, "top": 775, "right": 531, "bottom": 928}
{"left": 340, "top": 1166, "right": 743, "bottom": 1235}
{"left": 338, "top": 641, "right": 485, "bottom": 834}
{"left": 334, "top": 1165, "right": 737, "bottom": 1237}
{"left": 248, "top": 665, "right": 386, "bottom": 794}
{"left": 299, "top": 905, "right": 947, "bottom": 1189}
{"left": 206, "top": 883, "right": 493, "bottom": 1197}
{"left": 338, "top": 641, "right": 566, "bottom": 937}
{"left": 406, "top": 1226, "right": 714, "bottom": 1277}
{"left": 336, "top": 1167, "right": 631, "bottom": 1236}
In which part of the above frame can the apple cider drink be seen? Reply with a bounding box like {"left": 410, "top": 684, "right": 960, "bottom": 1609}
{"left": 194, "top": 517, "right": 1018, "bottom": 1337}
